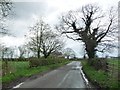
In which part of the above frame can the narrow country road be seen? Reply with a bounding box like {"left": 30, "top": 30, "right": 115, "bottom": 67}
{"left": 13, "top": 61, "right": 88, "bottom": 88}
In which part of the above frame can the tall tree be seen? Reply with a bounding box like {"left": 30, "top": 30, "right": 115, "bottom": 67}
{"left": 18, "top": 45, "right": 26, "bottom": 58}
{"left": 26, "top": 18, "right": 64, "bottom": 58}
{"left": 0, "top": 0, "right": 13, "bottom": 59}
{"left": 0, "top": 0, "right": 13, "bottom": 35}
{"left": 1, "top": 46, "right": 12, "bottom": 59}
{"left": 27, "top": 18, "right": 49, "bottom": 58}
{"left": 57, "top": 4, "right": 117, "bottom": 59}
{"left": 41, "top": 31, "right": 64, "bottom": 58}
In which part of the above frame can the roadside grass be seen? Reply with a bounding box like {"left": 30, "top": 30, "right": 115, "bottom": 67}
{"left": 10, "top": 61, "right": 29, "bottom": 70}
{"left": 0, "top": 60, "right": 2, "bottom": 68}
{"left": 0, "top": 60, "right": 2, "bottom": 83}
{"left": 107, "top": 59, "right": 120, "bottom": 70}
{"left": 1, "top": 59, "right": 70, "bottom": 84}
{"left": 0, "top": 60, "right": 2, "bottom": 72}
{"left": 81, "top": 59, "right": 119, "bottom": 88}
{"left": 0, "top": 60, "right": 2, "bottom": 70}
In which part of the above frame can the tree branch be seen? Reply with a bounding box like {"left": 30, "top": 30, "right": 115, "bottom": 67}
{"left": 97, "top": 19, "right": 113, "bottom": 43}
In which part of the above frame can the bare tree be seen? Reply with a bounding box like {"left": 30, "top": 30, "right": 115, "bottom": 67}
{"left": 18, "top": 46, "right": 26, "bottom": 58}
{"left": 6, "top": 46, "right": 14, "bottom": 59}
{"left": 0, "top": 0, "right": 13, "bottom": 62}
{"left": 24, "top": 46, "right": 31, "bottom": 58}
{"left": 0, "top": 0, "right": 13, "bottom": 35}
{"left": 63, "top": 48, "right": 76, "bottom": 59}
{"left": 0, "top": 46, "right": 14, "bottom": 59}
{"left": 1, "top": 47, "right": 7, "bottom": 59}
{"left": 57, "top": 4, "right": 117, "bottom": 59}
{"left": 26, "top": 18, "right": 64, "bottom": 58}
{"left": 26, "top": 18, "right": 50, "bottom": 58}
{"left": 41, "top": 31, "right": 64, "bottom": 58}
{"left": 0, "top": 44, "right": 5, "bottom": 59}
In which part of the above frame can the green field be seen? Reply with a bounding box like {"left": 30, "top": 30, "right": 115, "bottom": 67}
{"left": 0, "top": 60, "right": 2, "bottom": 70}
{"left": 81, "top": 59, "right": 119, "bottom": 88}
{"left": 0, "top": 58, "right": 70, "bottom": 84}
{"left": 107, "top": 59, "right": 119, "bottom": 70}
{"left": 2, "top": 61, "right": 29, "bottom": 73}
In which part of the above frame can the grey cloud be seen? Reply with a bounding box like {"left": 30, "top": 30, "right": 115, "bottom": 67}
{"left": 7, "top": 2, "right": 50, "bottom": 37}
{"left": 8, "top": 1, "right": 59, "bottom": 37}
{"left": 13, "top": 2, "right": 48, "bottom": 20}
{"left": 13, "top": 2, "right": 58, "bottom": 20}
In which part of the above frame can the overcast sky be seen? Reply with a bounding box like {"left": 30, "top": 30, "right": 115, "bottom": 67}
{"left": 1, "top": 0, "right": 119, "bottom": 58}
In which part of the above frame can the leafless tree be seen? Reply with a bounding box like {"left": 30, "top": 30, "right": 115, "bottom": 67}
{"left": 1, "top": 46, "right": 8, "bottom": 59}
{"left": 0, "top": 0, "right": 13, "bottom": 35}
{"left": 63, "top": 48, "right": 76, "bottom": 59}
{"left": 57, "top": 4, "right": 117, "bottom": 59}
{"left": 6, "top": 46, "right": 14, "bottom": 59}
{"left": 41, "top": 31, "right": 64, "bottom": 58}
{"left": 26, "top": 18, "right": 64, "bottom": 58}
{"left": 26, "top": 18, "right": 51, "bottom": 58}
{"left": 0, "top": 46, "right": 14, "bottom": 59}
{"left": 0, "top": 44, "right": 5, "bottom": 59}
{"left": 0, "top": 0, "right": 13, "bottom": 62}
{"left": 18, "top": 46, "right": 26, "bottom": 58}
{"left": 24, "top": 47, "right": 31, "bottom": 58}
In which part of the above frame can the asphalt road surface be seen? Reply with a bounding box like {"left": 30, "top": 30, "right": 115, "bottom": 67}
{"left": 13, "top": 61, "right": 87, "bottom": 88}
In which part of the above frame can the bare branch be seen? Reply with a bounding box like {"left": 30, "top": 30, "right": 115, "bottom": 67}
{"left": 57, "top": 4, "right": 117, "bottom": 58}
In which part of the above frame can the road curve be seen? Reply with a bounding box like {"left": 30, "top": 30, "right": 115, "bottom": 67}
{"left": 13, "top": 61, "right": 87, "bottom": 88}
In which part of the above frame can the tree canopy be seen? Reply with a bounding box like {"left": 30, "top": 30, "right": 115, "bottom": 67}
{"left": 57, "top": 4, "right": 117, "bottom": 59}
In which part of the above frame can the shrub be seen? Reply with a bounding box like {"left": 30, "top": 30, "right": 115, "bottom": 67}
{"left": 88, "top": 58, "right": 108, "bottom": 71}
{"left": 29, "top": 58, "right": 41, "bottom": 68}
{"left": 40, "top": 59, "right": 60, "bottom": 66}
{"left": 29, "top": 57, "right": 67, "bottom": 68}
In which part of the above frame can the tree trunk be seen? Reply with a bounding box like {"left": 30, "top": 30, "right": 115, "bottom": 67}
{"left": 44, "top": 53, "right": 49, "bottom": 58}
{"left": 87, "top": 49, "right": 95, "bottom": 59}
{"left": 86, "top": 46, "right": 96, "bottom": 59}
{"left": 85, "top": 41, "right": 96, "bottom": 59}
{"left": 37, "top": 50, "right": 40, "bottom": 58}
{"left": 44, "top": 55, "right": 48, "bottom": 58}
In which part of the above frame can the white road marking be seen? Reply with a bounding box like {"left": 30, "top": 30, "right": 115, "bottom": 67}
{"left": 13, "top": 82, "right": 24, "bottom": 88}
{"left": 57, "top": 71, "right": 70, "bottom": 87}
{"left": 80, "top": 66, "right": 89, "bottom": 85}
{"left": 67, "top": 61, "right": 75, "bottom": 66}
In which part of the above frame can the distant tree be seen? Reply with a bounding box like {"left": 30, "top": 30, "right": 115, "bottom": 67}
{"left": 57, "top": 4, "right": 117, "bottom": 59}
{"left": 0, "top": 44, "right": 5, "bottom": 59}
{"left": 26, "top": 18, "right": 64, "bottom": 58}
{"left": 51, "top": 51, "right": 63, "bottom": 57}
{"left": 0, "top": 44, "right": 3, "bottom": 58}
{"left": 25, "top": 47, "right": 31, "bottom": 58}
{"left": 7, "top": 47, "right": 14, "bottom": 59}
{"left": 41, "top": 31, "right": 64, "bottom": 58}
{"left": 26, "top": 18, "right": 50, "bottom": 58}
{"left": 18, "top": 45, "right": 26, "bottom": 58}
{"left": 63, "top": 48, "right": 76, "bottom": 59}
{"left": 0, "top": 46, "right": 14, "bottom": 59}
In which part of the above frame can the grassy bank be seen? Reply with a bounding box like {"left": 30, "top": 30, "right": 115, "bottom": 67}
{"left": 1, "top": 59, "right": 70, "bottom": 84}
{"left": 81, "top": 59, "right": 119, "bottom": 88}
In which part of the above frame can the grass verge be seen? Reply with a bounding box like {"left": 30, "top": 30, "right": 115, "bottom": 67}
{"left": 81, "top": 60, "right": 119, "bottom": 89}
{"left": 1, "top": 60, "right": 70, "bottom": 84}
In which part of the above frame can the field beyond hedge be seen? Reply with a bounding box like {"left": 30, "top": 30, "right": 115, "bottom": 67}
{"left": 1, "top": 57, "right": 70, "bottom": 84}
